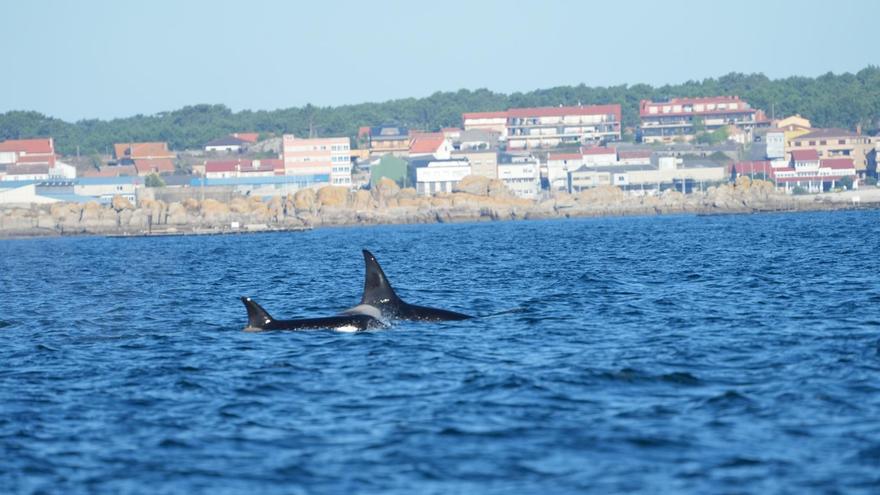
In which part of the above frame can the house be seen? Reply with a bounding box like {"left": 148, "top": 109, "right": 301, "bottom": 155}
{"left": 639, "top": 96, "right": 767, "bottom": 143}
{"left": 204, "top": 136, "right": 249, "bottom": 153}
{"left": 464, "top": 105, "right": 622, "bottom": 149}
{"left": 113, "top": 141, "right": 176, "bottom": 176}
{"left": 409, "top": 133, "right": 453, "bottom": 159}
{"left": 582, "top": 146, "right": 617, "bottom": 166}
{"left": 282, "top": 135, "right": 351, "bottom": 186}
{"left": 616, "top": 150, "right": 653, "bottom": 165}
{"left": 773, "top": 151, "right": 857, "bottom": 193}
{"left": 82, "top": 165, "right": 139, "bottom": 178}
{"left": 546, "top": 153, "right": 584, "bottom": 191}
{"left": 455, "top": 129, "right": 501, "bottom": 151}
{"left": 364, "top": 125, "right": 410, "bottom": 157}
{"left": 773, "top": 115, "right": 813, "bottom": 143}
{"left": 205, "top": 159, "right": 283, "bottom": 179}
{"left": 451, "top": 149, "right": 498, "bottom": 178}
{"left": 0, "top": 138, "right": 57, "bottom": 167}
{"left": 414, "top": 158, "right": 471, "bottom": 195}
{"left": 497, "top": 154, "right": 541, "bottom": 199}
{"left": 568, "top": 157, "right": 727, "bottom": 194}
{"left": 231, "top": 132, "right": 260, "bottom": 143}
{"left": 2, "top": 164, "right": 50, "bottom": 181}
{"left": 787, "top": 128, "right": 874, "bottom": 176}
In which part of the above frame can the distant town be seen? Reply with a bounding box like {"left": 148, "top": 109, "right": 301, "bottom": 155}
{"left": 0, "top": 95, "right": 876, "bottom": 207}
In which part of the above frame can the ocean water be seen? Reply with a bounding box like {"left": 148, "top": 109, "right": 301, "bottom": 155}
{"left": 1, "top": 211, "right": 880, "bottom": 494}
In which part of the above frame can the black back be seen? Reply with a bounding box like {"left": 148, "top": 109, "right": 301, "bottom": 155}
{"left": 240, "top": 297, "right": 379, "bottom": 331}
{"left": 359, "top": 250, "right": 471, "bottom": 321}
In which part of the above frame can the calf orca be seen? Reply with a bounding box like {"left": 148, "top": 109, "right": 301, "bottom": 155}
{"left": 241, "top": 297, "right": 383, "bottom": 332}
{"left": 240, "top": 249, "right": 471, "bottom": 331}
{"left": 344, "top": 250, "right": 471, "bottom": 322}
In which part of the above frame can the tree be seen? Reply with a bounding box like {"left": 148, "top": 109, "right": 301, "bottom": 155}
{"left": 839, "top": 176, "right": 854, "bottom": 190}
{"left": 145, "top": 173, "right": 166, "bottom": 187}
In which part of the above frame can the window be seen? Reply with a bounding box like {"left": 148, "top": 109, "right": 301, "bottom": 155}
{"left": 820, "top": 140, "right": 826, "bottom": 145}
{"left": 838, "top": 139, "right": 846, "bottom": 145}
{"left": 809, "top": 141, "right": 816, "bottom": 146}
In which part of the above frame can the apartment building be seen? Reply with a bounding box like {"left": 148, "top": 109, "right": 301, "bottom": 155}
{"left": 787, "top": 128, "right": 873, "bottom": 174}
{"left": 282, "top": 135, "right": 351, "bottom": 186}
{"left": 639, "top": 96, "right": 765, "bottom": 143}
{"left": 497, "top": 154, "right": 540, "bottom": 199}
{"left": 463, "top": 104, "right": 622, "bottom": 149}
{"left": 452, "top": 149, "right": 498, "bottom": 179}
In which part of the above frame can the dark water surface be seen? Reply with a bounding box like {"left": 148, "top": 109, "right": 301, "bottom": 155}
{"left": 2, "top": 211, "right": 880, "bottom": 494}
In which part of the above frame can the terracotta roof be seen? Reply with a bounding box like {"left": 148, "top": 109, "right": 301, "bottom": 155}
{"left": 134, "top": 158, "right": 175, "bottom": 175}
{"left": 821, "top": 158, "right": 856, "bottom": 170}
{"left": 232, "top": 132, "right": 260, "bottom": 143}
{"left": 733, "top": 161, "right": 773, "bottom": 176}
{"left": 6, "top": 164, "right": 49, "bottom": 175}
{"left": 791, "top": 149, "right": 820, "bottom": 161}
{"left": 16, "top": 154, "right": 56, "bottom": 164}
{"left": 795, "top": 128, "right": 858, "bottom": 140}
{"left": 617, "top": 150, "right": 653, "bottom": 159}
{"left": 82, "top": 165, "right": 138, "bottom": 177}
{"left": 548, "top": 153, "right": 583, "bottom": 161}
{"left": 114, "top": 142, "right": 173, "bottom": 160}
{"left": 581, "top": 146, "right": 616, "bottom": 156}
{"left": 409, "top": 134, "right": 447, "bottom": 154}
{"left": 462, "top": 111, "right": 509, "bottom": 121}
{"left": 0, "top": 138, "right": 54, "bottom": 154}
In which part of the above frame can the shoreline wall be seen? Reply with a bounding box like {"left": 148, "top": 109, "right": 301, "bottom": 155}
{"left": 0, "top": 177, "right": 872, "bottom": 238}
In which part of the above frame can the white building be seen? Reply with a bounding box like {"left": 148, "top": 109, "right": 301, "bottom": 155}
{"left": 415, "top": 159, "right": 471, "bottom": 195}
{"left": 581, "top": 146, "right": 617, "bottom": 166}
{"left": 497, "top": 155, "right": 541, "bottom": 199}
{"left": 546, "top": 153, "right": 583, "bottom": 191}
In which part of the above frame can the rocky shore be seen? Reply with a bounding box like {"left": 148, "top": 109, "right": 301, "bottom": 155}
{"left": 0, "top": 176, "right": 874, "bottom": 238}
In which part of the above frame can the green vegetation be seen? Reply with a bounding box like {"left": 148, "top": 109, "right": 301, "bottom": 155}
{"left": 695, "top": 126, "right": 729, "bottom": 145}
{"left": 792, "top": 186, "right": 809, "bottom": 195}
{"left": 839, "top": 176, "right": 854, "bottom": 190}
{"left": 145, "top": 173, "right": 166, "bottom": 188}
{"left": 1, "top": 66, "right": 879, "bottom": 156}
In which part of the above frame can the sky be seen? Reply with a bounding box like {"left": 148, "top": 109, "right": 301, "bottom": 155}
{"left": 3, "top": 0, "right": 878, "bottom": 121}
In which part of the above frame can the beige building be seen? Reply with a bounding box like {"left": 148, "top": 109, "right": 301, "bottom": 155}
{"left": 452, "top": 150, "right": 497, "bottom": 178}
{"left": 787, "top": 128, "right": 874, "bottom": 174}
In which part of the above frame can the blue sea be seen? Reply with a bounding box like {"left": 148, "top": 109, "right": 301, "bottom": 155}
{"left": 2, "top": 211, "right": 880, "bottom": 494}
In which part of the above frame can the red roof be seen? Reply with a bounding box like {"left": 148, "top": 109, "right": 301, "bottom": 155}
{"left": 232, "top": 132, "right": 259, "bottom": 143}
{"left": 83, "top": 165, "right": 138, "bottom": 177}
{"left": 617, "top": 150, "right": 652, "bottom": 160}
{"left": 358, "top": 126, "right": 371, "bottom": 138}
{"left": 462, "top": 111, "right": 509, "bottom": 121}
{"left": 114, "top": 142, "right": 173, "bottom": 160}
{"left": 733, "top": 161, "right": 774, "bottom": 176}
{"left": 791, "top": 149, "right": 820, "bottom": 161}
{"left": 548, "top": 153, "right": 583, "bottom": 161}
{"left": 15, "top": 154, "right": 56, "bottom": 165}
{"left": 821, "top": 158, "right": 855, "bottom": 170}
{"left": 409, "top": 134, "right": 447, "bottom": 154}
{"left": 581, "top": 146, "right": 616, "bottom": 156}
{"left": 0, "top": 138, "right": 54, "bottom": 154}
{"left": 134, "top": 158, "right": 174, "bottom": 175}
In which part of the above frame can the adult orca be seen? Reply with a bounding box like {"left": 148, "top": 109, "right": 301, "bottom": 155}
{"left": 240, "top": 249, "right": 470, "bottom": 331}
{"left": 342, "top": 250, "right": 472, "bottom": 322}
{"left": 240, "top": 297, "right": 383, "bottom": 332}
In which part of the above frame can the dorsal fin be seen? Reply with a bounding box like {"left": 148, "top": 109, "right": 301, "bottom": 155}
{"left": 240, "top": 297, "right": 274, "bottom": 329}
{"left": 360, "top": 250, "right": 402, "bottom": 307}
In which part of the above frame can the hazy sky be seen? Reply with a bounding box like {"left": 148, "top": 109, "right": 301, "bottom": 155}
{"left": 4, "top": 0, "right": 878, "bottom": 121}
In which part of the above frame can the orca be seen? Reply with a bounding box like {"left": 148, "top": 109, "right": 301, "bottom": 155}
{"left": 240, "top": 297, "right": 383, "bottom": 332}
{"left": 344, "top": 250, "right": 471, "bottom": 322}
{"left": 240, "top": 249, "right": 470, "bottom": 331}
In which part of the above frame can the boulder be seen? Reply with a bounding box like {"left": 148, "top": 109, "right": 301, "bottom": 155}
{"left": 372, "top": 177, "right": 401, "bottom": 203}
{"left": 351, "top": 189, "right": 374, "bottom": 210}
{"left": 294, "top": 188, "right": 316, "bottom": 211}
{"left": 200, "top": 198, "right": 230, "bottom": 223}
{"left": 317, "top": 186, "right": 349, "bottom": 208}
{"left": 111, "top": 195, "right": 134, "bottom": 212}
{"left": 453, "top": 175, "right": 491, "bottom": 196}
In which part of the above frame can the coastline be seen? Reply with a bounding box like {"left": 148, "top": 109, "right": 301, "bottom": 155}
{"left": 1, "top": 178, "right": 876, "bottom": 240}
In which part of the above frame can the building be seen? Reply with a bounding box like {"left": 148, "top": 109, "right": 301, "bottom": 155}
{"left": 497, "top": 154, "right": 540, "bottom": 199}
{"left": 282, "top": 135, "right": 351, "bottom": 186}
{"left": 113, "top": 141, "right": 175, "bottom": 176}
{"left": 639, "top": 96, "right": 765, "bottom": 143}
{"left": 451, "top": 149, "right": 497, "bottom": 179}
{"left": 231, "top": 132, "right": 260, "bottom": 143}
{"left": 369, "top": 155, "right": 409, "bottom": 187}
{"left": 414, "top": 159, "right": 471, "bottom": 195}
{"left": 772, "top": 151, "right": 858, "bottom": 193}
{"left": 581, "top": 146, "right": 617, "bottom": 166}
{"left": 787, "top": 128, "right": 874, "bottom": 175}
{"left": 455, "top": 129, "right": 501, "bottom": 151}
{"left": 409, "top": 133, "right": 453, "bottom": 159}
{"left": 362, "top": 125, "right": 410, "bottom": 157}
{"left": 205, "top": 159, "right": 283, "bottom": 179}
{"left": 463, "top": 104, "right": 622, "bottom": 149}
{"left": 0, "top": 138, "right": 57, "bottom": 167}
{"left": 204, "top": 136, "right": 250, "bottom": 153}
{"left": 568, "top": 157, "right": 727, "bottom": 194}
{"left": 774, "top": 115, "right": 812, "bottom": 143}
{"left": 546, "top": 153, "right": 584, "bottom": 191}
{"left": 616, "top": 150, "right": 653, "bottom": 165}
